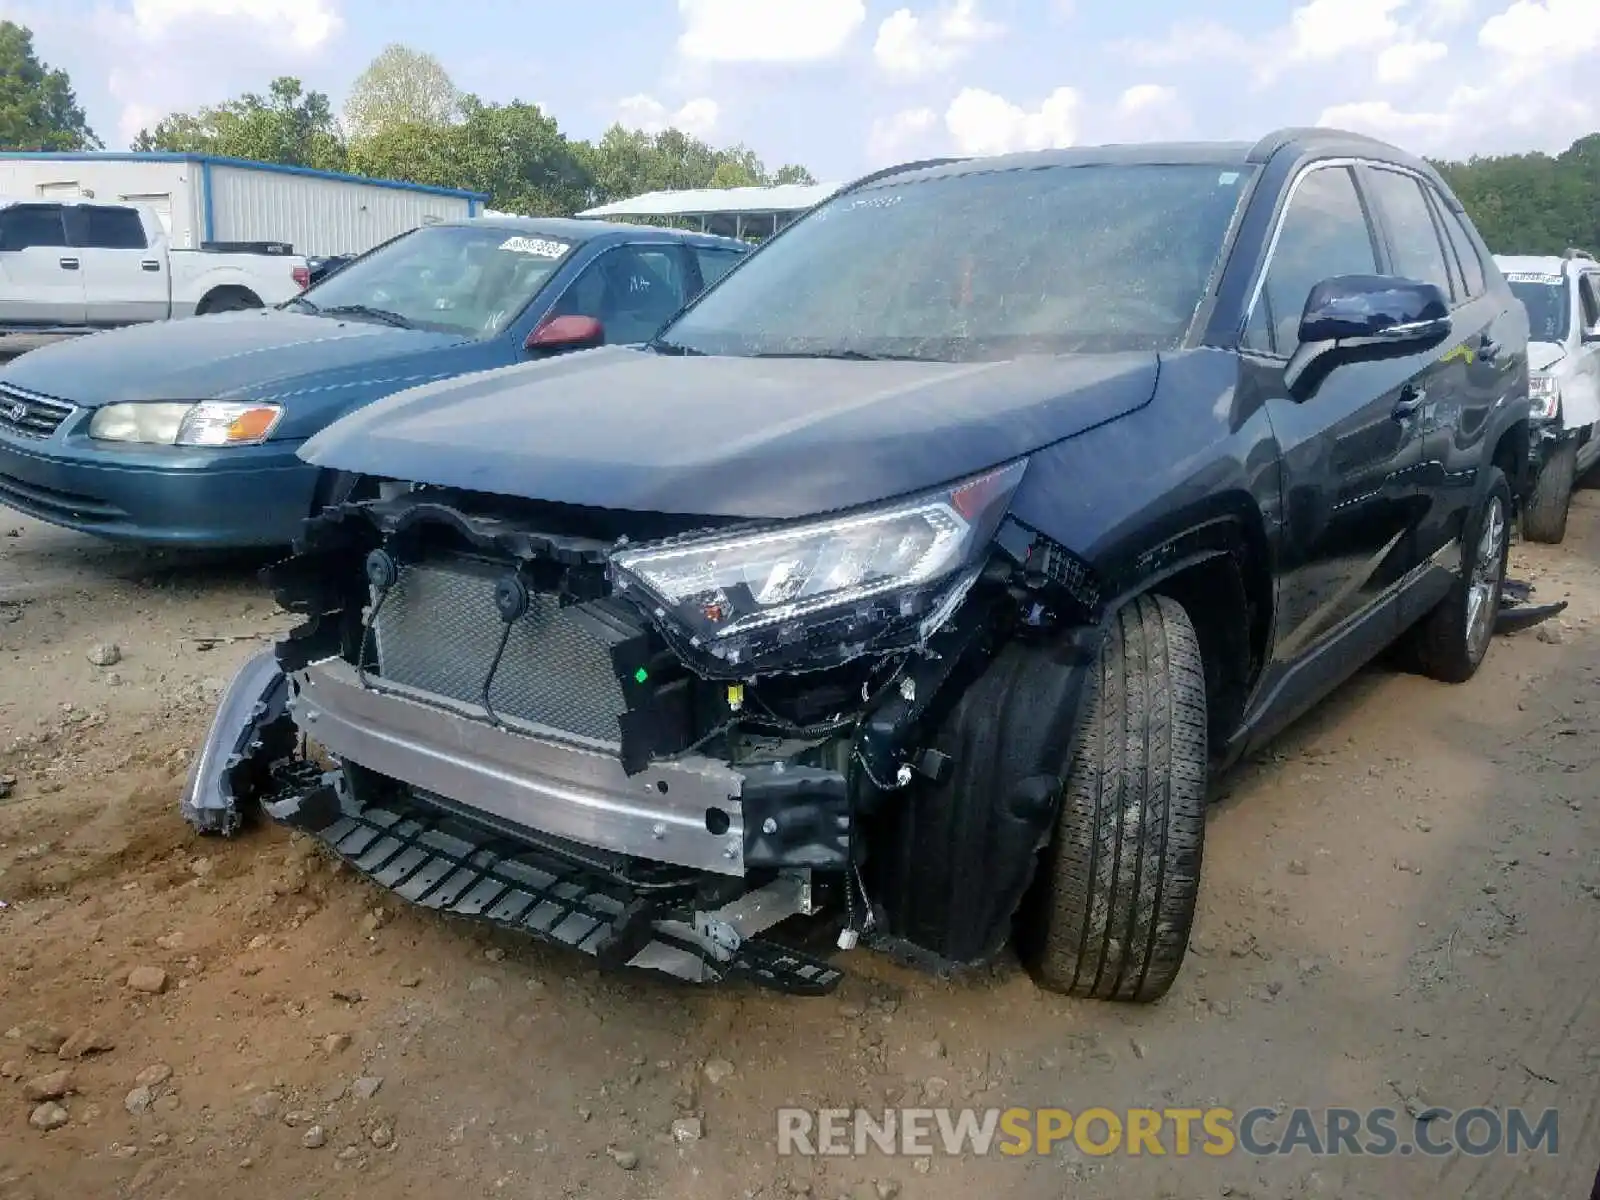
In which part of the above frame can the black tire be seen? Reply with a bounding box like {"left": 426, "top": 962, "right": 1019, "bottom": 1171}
{"left": 1407, "top": 466, "right": 1511, "bottom": 684}
{"left": 197, "top": 288, "right": 261, "bottom": 315}
{"left": 1522, "top": 438, "right": 1577, "bottom": 544}
{"left": 1024, "top": 593, "right": 1208, "bottom": 1003}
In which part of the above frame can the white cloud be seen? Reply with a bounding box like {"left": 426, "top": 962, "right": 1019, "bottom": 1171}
{"left": 1478, "top": 0, "right": 1600, "bottom": 61}
{"left": 1117, "top": 20, "right": 1256, "bottom": 66}
{"left": 128, "top": 0, "right": 338, "bottom": 51}
{"left": 1106, "top": 83, "right": 1190, "bottom": 140}
{"left": 867, "top": 107, "right": 938, "bottom": 163}
{"left": 677, "top": 0, "right": 866, "bottom": 63}
{"left": 616, "top": 94, "right": 720, "bottom": 137}
{"left": 873, "top": 0, "right": 1003, "bottom": 78}
{"left": 1375, "top": 38, "right": 1449, "bottom": 82}
{"left": 944, "top": 86, "right": 1078, "bottom": 157}
{"left": 1317, "top": 100, "right": 1454, "bottom": 138}
{"left": 1287, "top": 0, "right": 1407, "bottom": 60}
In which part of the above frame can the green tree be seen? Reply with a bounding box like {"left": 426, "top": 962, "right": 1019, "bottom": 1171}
{"left": 0, "top": 21, "right": 98, "bottom": 150}
{"left": 134, "top": 77, "right": 344, "bottom": 170}
{"left": 1432, "top": 134, "right": 1600, "bottom": 255}
{"left": 342, "top": 44, "right": 459, "bottom": 139}
{"left": 771, "top": 164, "right": 818, "bottom": 185}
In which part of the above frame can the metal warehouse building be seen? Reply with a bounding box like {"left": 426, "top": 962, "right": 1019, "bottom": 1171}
{"left": 0, "top": 152, "right": 489, "bottom": 257}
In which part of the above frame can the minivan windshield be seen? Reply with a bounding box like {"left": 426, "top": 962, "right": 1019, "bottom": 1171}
{"left": 654, "top": 162, "right": 1255, "bottom": 361}
{"left": 1507, "top": 275, "right": 1569, "bottom": 344}
{"left": 292, "top": 224, "right": 577, "bottom": 338}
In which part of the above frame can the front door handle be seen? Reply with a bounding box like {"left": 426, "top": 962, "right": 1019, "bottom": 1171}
{"left": 1392, "top": 387, "right": 1426, "bottom": 420}
{"left": 58, "top": 257, "right": 79, "bottom": 270}
{"left": 140, "top": 260, "right": 160, "bottom": 272}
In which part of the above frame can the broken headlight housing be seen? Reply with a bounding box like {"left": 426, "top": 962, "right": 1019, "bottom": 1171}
{"left": 1529, "top": 375, "right": 1561, "bottom": 421}
{"left": 610, "top": 459, "right": 1027, "bottom": 676}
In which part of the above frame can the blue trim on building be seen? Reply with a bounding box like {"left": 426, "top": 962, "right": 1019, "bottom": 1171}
{"left": 468, "top": 197, "right": 478, "bottom": 218}
{"left": 0, "top": 151, "right": 491, "bottom": 203}
{"left": 200, "top": 158, "right": 215, "bottom": 243}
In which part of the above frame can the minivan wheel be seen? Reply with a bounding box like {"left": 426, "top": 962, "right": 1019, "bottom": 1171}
{"left": 1522, "top": 439, "right": 1577, "bottom": 544}
{"left": 1407, "top": 466, "right": 1511, "bottom": 684}
{"left": 1022, "top": 593, "right": 1208, "bottom": 1004}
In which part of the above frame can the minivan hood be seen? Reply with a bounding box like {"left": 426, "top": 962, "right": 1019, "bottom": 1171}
{"left": 1, "top": 310, "right": 469, "bottom": 407}
{"left": 301, "top": 345, "right": 1161, "bottom": 519}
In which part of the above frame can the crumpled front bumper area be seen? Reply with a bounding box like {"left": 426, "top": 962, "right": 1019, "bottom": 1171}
{"left": 181, "top": 650, "right": 844, "bottom": 995}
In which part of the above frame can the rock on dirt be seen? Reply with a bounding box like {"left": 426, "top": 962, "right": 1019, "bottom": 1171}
{"left": 671, "top": 1116, "right": 703, "bottom": 1144}
{"left": 301, "top": 1125, "right": 327, "bottom": 1149}
{"left": 57, "top": 1028, "right": 114, "bottom": 1060}
{"left": 22, "top": 1069, "right": 74, "bottom": 1102}
{"left": 124, "top": 1086, "right": 154, "bottom": 1115}
{"left": 9, "top": 1022, "right": 66, "bottom": 1054}
{"left": 135, "top": 1064, "right": 173, "bottom": 1088}
{"left": 125, "top": 966, "right": 167, "bottom": 994}
{"left": 28, "top": 1102, "right": 69, "bottom": 1131}
{"left": 351, "top": 1076, "right": 382, "bottom": 1101}
{"left": 86, "top": 643, "right": 122, "bottom": 667}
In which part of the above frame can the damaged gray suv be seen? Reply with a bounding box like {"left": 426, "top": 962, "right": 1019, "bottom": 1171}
{"left": 185, "top": 128, "right": 1530, "bottom": 1002}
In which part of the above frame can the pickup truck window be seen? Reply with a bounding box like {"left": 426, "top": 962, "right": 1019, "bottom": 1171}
{"left": 1246, "top": 166, "right": 1379, "bottom": 357}
{"left": 71, "top": 205, "right": 149, "bottom": 251}
{"left": 654, "top": 162, "right": 1255, "bottom": 360}
{"left": 0, "top": 204, "right": 68, "bottom": 250}
{"left": 1365, "top": 168, "right": 1453, "bottom": 299}
{"left": 1508, "top": 275, "right": 1570, "bottom": 343}
{"left": 298, "top": 223, "right": 577, "bottom": 337}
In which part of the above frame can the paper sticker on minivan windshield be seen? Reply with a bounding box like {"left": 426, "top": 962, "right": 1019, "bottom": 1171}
{"left": 500, "top": 236, "right": 570, "bottom": 258}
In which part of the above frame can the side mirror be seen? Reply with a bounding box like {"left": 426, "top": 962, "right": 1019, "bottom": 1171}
{"left": 526, "top": 314, "right": 604, "bottom": 353}
{"left": 1284, "top": 275, "right": 1451, "bottom": 396}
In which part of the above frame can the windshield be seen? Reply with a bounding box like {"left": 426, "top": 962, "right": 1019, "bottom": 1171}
{"left": 295, "top": 224, "right": 578, "bottom": 338}
{"left": 1507, "top": 275, "right": 1569, "bottom": 343}
{"left": 655, "top": 163, "right": 1255, "bottom": 361}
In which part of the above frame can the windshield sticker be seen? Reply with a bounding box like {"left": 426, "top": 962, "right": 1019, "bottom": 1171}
{"left": 1506, "top": 272, "right": 1563, "bottom": 286}
{"left": 1218, "top": 171, "right": 1241, "bottom": 185}
{"left": 499, "top": 236, "right": 570, "bottom": 258}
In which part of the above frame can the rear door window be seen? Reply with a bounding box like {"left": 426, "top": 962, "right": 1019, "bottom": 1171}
{"left": 0, "top": 204, "right": 68, "bottom": 250}
{"left": 1365, "top": 169, "right": 1454, "bottom": 298}
{"left": 75, "top": 206, "right": 149, "bottom": 250}
{"left": 1434, "top": 200, "right": 1486, "bottom": 299}
{"left": 694, "top": 247, "right": 744, "bottom": 289}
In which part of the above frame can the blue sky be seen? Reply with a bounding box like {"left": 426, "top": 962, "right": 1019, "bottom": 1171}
{"left": 11, "top": 0, "right": 1600, "bottom": 182}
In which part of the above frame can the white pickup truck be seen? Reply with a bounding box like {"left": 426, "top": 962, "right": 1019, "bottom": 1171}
{"left": 0, "top": 197, "right": 309, "bottom": 336}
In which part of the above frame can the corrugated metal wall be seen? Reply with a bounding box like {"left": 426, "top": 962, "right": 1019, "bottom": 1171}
{"left": 0, "top": 159, "right": 201, "bottom": 246}
{"left": 207, "top": 166, "right": 475, "bottom": 256}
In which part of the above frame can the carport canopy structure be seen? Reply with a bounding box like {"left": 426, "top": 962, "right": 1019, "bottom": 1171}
{"left": 576, "top": 182, "right": 843, "bottom": 241}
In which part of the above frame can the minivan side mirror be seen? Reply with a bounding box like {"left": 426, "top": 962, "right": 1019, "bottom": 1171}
{"left": 526, "top": 314, "right": 604, "bottom": 353}
{"left": 1284, "top": 275, "right": 1451, "bottom": 396}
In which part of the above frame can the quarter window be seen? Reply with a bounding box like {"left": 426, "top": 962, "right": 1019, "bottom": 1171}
{"left": 1246, "top": 166, "right": 1379, "bottom": 356}
{"left": 1435, "top": 200, "right": 1486, "bottom": 299}
{"left": 694, "top": 247, "right": 743, "bottom": 288}
{"left": 1366, "top": 169, "right": 1453, "bottom": 296}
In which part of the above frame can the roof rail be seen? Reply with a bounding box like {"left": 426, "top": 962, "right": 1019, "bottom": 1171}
{"left": 832, "top": 157, "right": 970, "bottom": 198}
{"left": 1563, "top": 247, "right": 1594, "bottom": 261}
{"left": 1247, "top": 126, "right": 1391, "bottom": 164}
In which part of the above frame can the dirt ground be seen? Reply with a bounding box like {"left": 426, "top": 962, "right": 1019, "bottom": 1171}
{"left": 1, "top": 493, "right": 1597, "bottom": 1200}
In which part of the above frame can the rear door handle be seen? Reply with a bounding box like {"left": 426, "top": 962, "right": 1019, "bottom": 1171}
{"left": 141, "top": 260, "right": 160, "bottom": 272}
{"left": 1392, "top": 387, "right": 1426, "bottom": 420}
{"left": 58, "top": 257, "right": 79, "bottom": 270}
{"left": 1478, "top": 334, "right": 1501, "bottom": 360}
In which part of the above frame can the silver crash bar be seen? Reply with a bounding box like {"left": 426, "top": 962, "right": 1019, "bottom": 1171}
{"left": 288, "top": 657, "right": 748, "bottom": 875}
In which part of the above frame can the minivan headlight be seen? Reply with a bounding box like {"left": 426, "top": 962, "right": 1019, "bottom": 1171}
{"left": 90, "top": 402, "right": 284, "bottom": 446}
{"left": 610, "top": 459, "right": 1027, "bottom": 675}
{"left": 1529, "top": 375, "right": 1561, "bottom": 420}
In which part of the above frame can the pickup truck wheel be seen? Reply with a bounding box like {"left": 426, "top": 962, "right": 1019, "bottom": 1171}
{"left": 197, "top": 287, "right": 262, "bottom": 314}
{"left": 1406, "top": 466, "right": 1511, "bottom": 683}
{"left": 1522, "top": 438, "right": 1577, "bottom": 544}
{"left": 1022, "top": 593, "right": 1208, "bottom": 1004}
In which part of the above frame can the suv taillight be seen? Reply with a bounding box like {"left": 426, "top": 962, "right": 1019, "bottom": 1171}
{"left": 292, "top": 266, "right": 310, "bottom": 290}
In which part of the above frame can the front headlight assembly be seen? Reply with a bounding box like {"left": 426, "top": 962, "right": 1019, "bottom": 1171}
{"left": 610, "top": 459, "right": 1028, "bottom": 675}
{"left": 1529, "top": 375, "right": 1561, "bottom": 421}
{"left": 89, "top": 401, "right": 284, "bottom": 446}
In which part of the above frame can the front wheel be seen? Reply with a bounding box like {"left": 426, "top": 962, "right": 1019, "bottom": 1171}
{"left": 1522, "top": 438, "right": 1577, "bottom": 544}
{"left": 1022, "top": 593, "right": 1208, "bottom": 1003}
{"left": 1406, "top": 466, "right": 1511, "bottom": 683}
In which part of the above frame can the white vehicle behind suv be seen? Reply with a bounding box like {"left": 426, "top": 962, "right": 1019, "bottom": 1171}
{"left": 1495, "top": 248, "right": 1600, "bottom": 543}
{"left": 0, "top": 198, "right": 308, "bottom": 338}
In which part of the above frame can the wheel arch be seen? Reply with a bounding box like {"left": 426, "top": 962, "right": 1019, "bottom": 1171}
{"left": 196, "top": 284, "right": 263, "bottom": 314}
